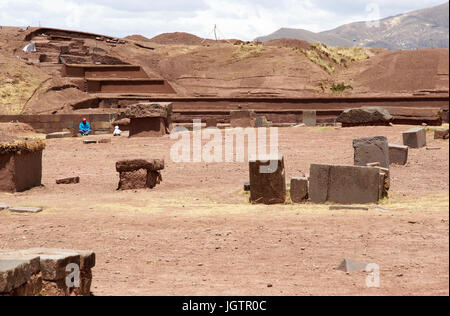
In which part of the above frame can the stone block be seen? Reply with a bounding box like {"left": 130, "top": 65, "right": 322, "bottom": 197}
{"left": 255, "top": 116, "right": 271, "bottom": 128}
{"left": 403, "top": 128, "right": 427, "bottom": 148}
{"left": 83, "top": 140, "right": 97, "bottom": 144}
{"left": 129, "top": 117, "right": 167, "bottom": 137}
{"left": 249, "top": 156, "right": 286, "bottom": 205}
{"left": 337, "top": 259, "right": 368, "bottom": 273}
{"left": 337, "top": 107, "right": 393, "bottom": 127}
{"left": 303, "top": 110, "right": 317, "bottom": 127}
{"left": 56, "top": 177, "right": 80, "bottom": 185}
{"left": 206, "top": 118, "right": 218, "bottom": 128}
{"left": 434, "top": 129, "right": 449, "bottom": 140}
{"left": 353, "top": 136, "right": 390, "bottom": 168}
{"left": 389, "top": 144, "right": 408, "bottom": 165}
{"left": 45, "top": 132, "right": 72, "bottom": 139}
{"left": 116, "top": 159, "right": 165, "bottom": 172}
{"left": 230, "top": 110, "right": 257, "bottom": 128}
{"left": 98, "top": 138, "right": 112, "bottom": 144}
{"left": 0, "top": 203, "right": 9, "bottom": 211}
{"left": 290, "top": 177, "right": 309, "bottom": 203}
{"left": 309, "top": 164, "right": 381, "bottom": 204}
{"left": 9, "top": 207, "right": 42, "bottom": 214}
{"left": 0, "top": 150, "right": 43, "bottom": 193}
{"left": 18, "top": 249, "right": 81, "bottom": 281}
{"left": 0, "top": 255, "right": 41, "bottom": 294}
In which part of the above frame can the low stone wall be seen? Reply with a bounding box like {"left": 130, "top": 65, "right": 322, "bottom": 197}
{"left": 0, "top": 249, "right": 95, "bottom": 297}
{"left": 0, "top": 114, "right": 117, "bottom": 135}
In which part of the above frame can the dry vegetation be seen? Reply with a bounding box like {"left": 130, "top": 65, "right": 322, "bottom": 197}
{"left": 0, "top": 60, "right": 47, "bottom": 114}
{"left": 300, "top": 43, "right": 370, "bottom": 74}
{"left": 231, "top": 42, "right": 264, "bottom": 59}
{"left": 0, "top": 137, "right": 46, "bottom": 154}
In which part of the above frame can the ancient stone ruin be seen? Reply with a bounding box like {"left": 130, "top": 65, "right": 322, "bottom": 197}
{"left": 303, "top": 110, "right": 317, "bottom": 127}
{"left": 0, "top": 248, "right": 95, "bottom": 296}
{"left": 230, "top": 110, "right": 257, "bottom": 128}
{"left": 0, "top": 138, "right": 45, "bottom": 193}
{"left": 403, "top": 127, "right": 427, "bottom": 148}
{"left": 125, "top": 102, "right": 173, "bottom": 137}
{"left": 249, "top": 156, "right": 286, "bottom": 204}
{"left": 389, "top": 144, "right": 409, "bottom": 165}
{"left": 116, "top": 159, "right": 164, "bottom": 190}
{"left": 290, "top": 177, "right": 309, "bottom": 203}
{"left": 337, "top": 107, "right": 393, "bottom": 127}
{"left": 309, "top": 164, "right": 388, "bottom": 204}
{"left": 434, "top": 129, "right": 449, "bottom": 140}
{"left": 353, "top": 136, "right": 390, "bottom": 168}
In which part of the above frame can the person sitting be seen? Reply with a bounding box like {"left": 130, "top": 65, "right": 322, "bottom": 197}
{"left": 113, "top": 126, "right": 122, "bottom": 137}
{"left": 79, "top": 118, "right": 91, "bottom": 136}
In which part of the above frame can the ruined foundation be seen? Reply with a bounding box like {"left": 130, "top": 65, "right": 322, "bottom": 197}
{"left": 0, "top": 139, "right": 45, "bottom": 193}
{"left": 230, "top": 110, "right": 257, "bottom": 128}
{"left": 125, "top": 102, "right": 173, "bottom": 137}
{"left": 116, "top": 159, "right": 165, "bottom": 190}
{"left": 309, "top": 164, "right": 388, "bottom": 204}
{"left": 249, "top": 156, "right": 286, "bottom": 205}
{"left": 0, "top": 249, "right": 95, "bottom": 297}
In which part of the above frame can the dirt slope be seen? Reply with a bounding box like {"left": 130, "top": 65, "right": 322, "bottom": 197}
{"left": 0, "top": 27, "right": 449, "bottom": 114}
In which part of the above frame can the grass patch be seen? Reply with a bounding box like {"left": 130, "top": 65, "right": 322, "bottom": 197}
{"left": 232, "top": 43, "right": 263, "bottom": 59}
{"left": 0, "top": 63, "right": 46, "bottom": 114}
{"left": 331, "top": 82, "right": 353, "bottom": 93}
{"left": 300, "top": 43, "right": 369, "bottom": 74}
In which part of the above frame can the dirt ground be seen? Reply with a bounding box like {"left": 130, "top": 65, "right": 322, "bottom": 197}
{"left": 0, "top": 125, "right": 448, "bottom": 296}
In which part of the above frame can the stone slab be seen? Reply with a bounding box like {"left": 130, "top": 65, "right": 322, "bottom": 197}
{"left": 434, "top": 129, "right": 449, "bottom": 140}
{"left": 83, "top": 140, "right": 98, "bottom": 144}
{"left": 45, "top": 132, "right": 72, "bottom": 139}
{"left": 309, "top": 164, "right": 381, "bottom": 204}
{"left": 0, "top": 203, "right": 9, "bottom": 211}
{"left": 353, "top": 136, "right": 390, "bottom": 168}
{"left": 403, "top": 127, "right": 427, "bottom": 148}
{"left": 290, "top": 177, "right": 309, "bottom": 203}
{"left": 116, "top": 159, "right": 165, "bottom": 172}
{"left": 230, "top": 110, "right": 257, "bottom": 128}
{"left": 9, "top": 207, "right": 42, "bottom": 214}
{"left": 249, "top": 156, "right": 286, "bottom": 205}
{"left": 24, "top": 249, "right": 95, "bottom": 271}
{"left": 329, "top": 206, "right": 369, "bottom": 211}
{"left": 18, "top": 249, "right": 81, "bottom": 281}
{"left": 56, "top": 177, "right": 80, "bottom": 185}
{"left": 389, "top": 144, "right": 408, "bottom": 165}
{"left": 337, "top": 258, "right": 368, "bottom": 273}
{"left": 303, "top": 110, "right": 317, "bottom": 127}
{"left": 0, "top": 253, "right": 41, "bottom": 293}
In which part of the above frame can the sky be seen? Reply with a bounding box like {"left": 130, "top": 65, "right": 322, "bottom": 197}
{"left": 0, "top": 0, "right": 447, "bottom": 40}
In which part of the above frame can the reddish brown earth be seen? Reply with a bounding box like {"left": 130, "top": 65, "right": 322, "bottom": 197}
{"left": 265, "top": 38, "right": 312, "bottom": 50}
{"left": 1, "top": 27, "right": 448, "bottom": 115}
{"left": 0, "top": 125, "right": 448, "bottom": 296}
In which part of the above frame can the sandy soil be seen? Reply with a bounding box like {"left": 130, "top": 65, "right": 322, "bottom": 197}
{"left": 0, "top": 125, "right": 448, "bottom": 296}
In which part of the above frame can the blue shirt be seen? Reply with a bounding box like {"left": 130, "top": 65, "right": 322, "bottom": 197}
{"left": 79, "top": 121, "right": 91, "bottom": 132}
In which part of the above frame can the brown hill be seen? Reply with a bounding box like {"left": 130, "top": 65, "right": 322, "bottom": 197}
{"left": 149, "top": 32, "right": 205, "bottom": 45}
{"left": 0, "top": 26, "right": 448, "bottom": 115}
{"left": 264, "top": 38, "right": 311, "bottom": 50}
{"left": 124, "top": 34, "right": 152, "bottom": 42}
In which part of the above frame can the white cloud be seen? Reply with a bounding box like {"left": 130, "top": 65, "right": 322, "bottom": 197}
{"left": 0, "top": 0, "right": 447, "bottom": 40}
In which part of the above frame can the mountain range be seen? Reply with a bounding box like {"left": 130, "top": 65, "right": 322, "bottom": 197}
{"left": 256, "top": 2, "right": 449, "bottom": 49}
